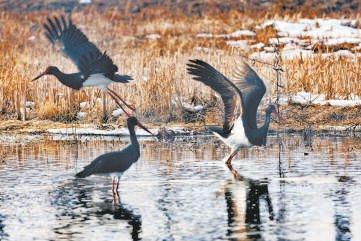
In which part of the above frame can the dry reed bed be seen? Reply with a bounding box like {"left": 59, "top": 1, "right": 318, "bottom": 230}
{"left": 1, "top": 10, "right": 360, "bottom": 125}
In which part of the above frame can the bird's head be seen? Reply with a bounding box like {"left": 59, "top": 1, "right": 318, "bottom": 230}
{"left": 266, "top": 104, "right": 282, "bottom": 122}
{"left": 127, "top": 116, "right": 154, "bottom": 136}
{"left": 32, "top": 66, "right": 59, "bottom": 81}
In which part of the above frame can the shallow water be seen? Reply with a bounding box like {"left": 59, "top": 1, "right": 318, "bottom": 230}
{"left": 0, "top": 134, "right": 361, "bottom": 241}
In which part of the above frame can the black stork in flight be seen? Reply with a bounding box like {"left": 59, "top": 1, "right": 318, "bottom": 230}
{"left": 32, "top": 15, "right": 134, "bottom": 116}
{"left": 187, "top": 59, "right": 280, "bottom": 176}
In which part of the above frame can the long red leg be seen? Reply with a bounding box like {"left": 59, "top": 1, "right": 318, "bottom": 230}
{"left": 115, "top": 178, "right": 121, "bottom": 203}
{"left": 112, "top": 178, "right": 115, "bottom": 194}
{"left": 114, "top": 190, "right": 120, "bottom": 205}
{"left": 107, "top": 87, "right": 135, "bottom": 111}
{"left": 107, "top": 91, "right": 131, "bottom": 117}
{"left": 225, "top": 151, "right": 238, "bottom": 166}
{"left": 116, "top": 178, "right": 120, "bottom": 191}
{"left": 225, "top": 151, "right": 243, "bottom": 180}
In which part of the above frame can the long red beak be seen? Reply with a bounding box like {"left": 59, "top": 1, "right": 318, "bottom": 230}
{"left": 32, "top": 72, "right": 46, "bottom": 81}
{"left": 137, "top": 122, "right": 155, "bottom": 136}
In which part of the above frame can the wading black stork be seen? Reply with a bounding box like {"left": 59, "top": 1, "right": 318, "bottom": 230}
{"left": 32, "top": 15, "right": 134, "bottom": 116}
{"left": 187, "top": 59, "right": 280, "bottom": 176}
{"left": 76, "top": 117, "right": 153, "bottom": 195}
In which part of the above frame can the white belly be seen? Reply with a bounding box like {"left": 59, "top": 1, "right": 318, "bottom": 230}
{"left": 96, "top": 172, "right": 123, "bottom": 178}
{"left": 83, "top": 74, "right": 112, "bottom": 90}
{"left": 214, "top": 118, "right": 251, "bottom": 151}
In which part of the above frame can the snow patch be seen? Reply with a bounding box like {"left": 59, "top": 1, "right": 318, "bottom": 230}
{"left": 250, "top": 48, "right": 314, "bottom": 61}
{"left": 182, "top": 102, "right": 204, "bottom": 112}
{"left": 253, "top": 19, "right": 361, "bottom": 60}
{"left": 251, "top": 43, "right": 265, "bottom": 49}
{"left": 323, "top": 37, "right": 361, "bottom": 45}
{"left": 25, "top": 101, "right": 35, "bottom": 108}
{"left": 269, "top": 37, "right": 300, "bottom": 45}
{"left": 196, "top": 30, "right": 255, "bottom": 39}
{"left": 48, "top": 127, "right": 157, "bottom": 136}
{"left": 111, "top": 108, "right": 124, "bottom": 117}
{"left": 228, "top": 30, "right": 256, "bottom": 37}
{"left": 196, "top": 33, "right": 214, "bottom": 38}
{"left": 281, "top": 48, "right": 314, "bottom": 60}
{"left": 279, "top": 91, "right": 361, "bottom": 106}
{"left": 261, "top": 19, "right": 361, "bottom": 39}
{"left": 79, "top": 0, "right": 91, "bottom": 4}
{"left": 46, "top": 126, "right": 194, "bottom": 137}
{"left": 323, "top": 50, "right": 355, "bottom": 58}
{"left": 226, "top": 40, "right": 248, "bottom": 49}
{"left": 79, "top": 102, "right": 88, "bottom": 109}
{"left": 76, "top": 112, "right": 87, "bottom": 120}
{"left": 146, "top": 34, "right": 161, "bottom": 40}
{"left": 264, "top": 46, "right": 276, "bottom": 52}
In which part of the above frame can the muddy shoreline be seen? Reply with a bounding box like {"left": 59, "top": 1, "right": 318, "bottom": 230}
{"left": 0, "top": 124, "right": 360, "bottom": 145}
{"left": 1, "top": 104, "right": 361, "bottom": 135}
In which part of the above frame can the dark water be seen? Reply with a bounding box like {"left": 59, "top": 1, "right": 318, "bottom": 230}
{"left": 0, "top": 134, "right": 361, "bottom": 241}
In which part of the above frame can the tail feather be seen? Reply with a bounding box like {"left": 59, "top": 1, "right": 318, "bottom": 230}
{"left": 75, "top": 168, "right": 91, "bottom": 178}
{"left": 113, "top": 74, "right": 133, "bottom": 83}
{"left": 76, "top": 158, "right": 101, "bottom": 178}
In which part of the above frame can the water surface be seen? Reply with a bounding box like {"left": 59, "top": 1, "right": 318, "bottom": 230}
{"left": 0, "top": 134, "right": 361, "bottom": 241}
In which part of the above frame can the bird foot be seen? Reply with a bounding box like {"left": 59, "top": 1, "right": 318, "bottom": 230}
{"left": 225, "top": 162, "right": 244, "bottom": 181}
{"left": 225, "top": 159, "right": 231, "bottom": 166}
{"left": 223, "top": 157, "right": 230, "bottom": 164}
{"left": 112, "top": 190, "right": 120, "bottom": 205}
{"left": 231, "top": 169, "right": 243, "bottom": 181}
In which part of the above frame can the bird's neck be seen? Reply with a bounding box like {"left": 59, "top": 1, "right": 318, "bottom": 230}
{"left": 129, "top": 126, "right": 139, "bottom": 146}
{"left": 51, "top": 69, "right": 69, "bottom": 87}
{"left": 51, "top": 70, "right": 82, "bottom": 89}
{"left": 50, "top": 68, "right": 62, "bottom": 79}
{"left": 259, "top": 111, "right": 272, "bottom": 134}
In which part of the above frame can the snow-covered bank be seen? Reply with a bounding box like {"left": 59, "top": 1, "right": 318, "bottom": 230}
{"left": 280, "top": 92, "right": 361, "bottom": 106}
{"left": 200, "top": 18, "right": 361, "bottom": 61}
{"left": 261, "top": 19, "right": 361, "bottom": 39}
{"left": 254, "top": 19, "right": 361, "bottom": 60}
{"left": 47, "top": 126, "right": 197, "bottom": 137}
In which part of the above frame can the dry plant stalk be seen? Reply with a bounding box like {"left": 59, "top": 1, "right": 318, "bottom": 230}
{"left": 1, "top": 9, "right": 360, "bottom": 125}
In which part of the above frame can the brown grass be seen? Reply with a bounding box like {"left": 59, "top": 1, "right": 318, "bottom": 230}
{"left": 284, "top": 55, "right": 361, "bottom": 99}
{"left": 1, "top": 8, "right": 361, "bottom": 126}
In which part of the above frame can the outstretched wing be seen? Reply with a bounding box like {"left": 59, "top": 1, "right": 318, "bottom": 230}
{"left": 44, "top": 15, "right": 118, "bottom": 76}
{"left": 186, "top": 59, "right": 245, "bottom": 134}
{"left": 79, "top": 51, "right": 118, "bottom": 79}
{"left": 75, "top": 148, "right": 135, "bottom": 178}
{"left": 233, "top": 62, "right": 266, "bottom": 129}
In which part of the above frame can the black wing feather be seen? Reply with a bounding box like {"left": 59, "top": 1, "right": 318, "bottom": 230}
{"left": 187, "top": 59, "right": 243, "bottom": 134}
{"left": 233, "top": 62, "right": 266, "bottom": 129}
{"left": 79, "top": 51, "right": 118, "bottom": 79}
{"left": 44, "top": 15, "right": 118, "bottom": 76}
{"left": 187, "top": 59, "right": 267, "bottom": 131}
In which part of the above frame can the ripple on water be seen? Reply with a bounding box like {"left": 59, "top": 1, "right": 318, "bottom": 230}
{"left": 0, "top": 135, "right": 360, "bottom": 240}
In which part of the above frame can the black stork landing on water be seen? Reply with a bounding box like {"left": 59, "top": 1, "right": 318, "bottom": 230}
{"left": 32, "top": 15, "right": 134, "bottom": 116}
{"left": 76, "top": 117, "right": 153, "bottom": 195}
{"left": 187, "top": 59, "right": 280, "bottom": 177}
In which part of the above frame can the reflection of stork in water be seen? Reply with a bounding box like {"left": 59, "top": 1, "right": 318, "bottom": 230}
{"left": 222, "top": 175, "right": 274, "bottom": 240}
{"left": 96, "top": 202, "right": 142, "bottom": 241}
{"left": 0, "top": 214, "right": 8, "bottom": 240}
{"left": 333, "top": 176, "right": 353, "bottom": 241}
{"left": 51, "top": 179, "right": 142, "bottom": 241}
{"left": 303, "top": 125, "right": 313, "bottom": 154}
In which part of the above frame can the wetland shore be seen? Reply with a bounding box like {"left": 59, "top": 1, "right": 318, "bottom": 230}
{"left": 1, "top": 104, "right": 361, "bottom": 143}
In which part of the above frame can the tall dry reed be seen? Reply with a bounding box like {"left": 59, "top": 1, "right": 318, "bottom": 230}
{"left": 0, "top": 9, "right": 360, "bottom": 125}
